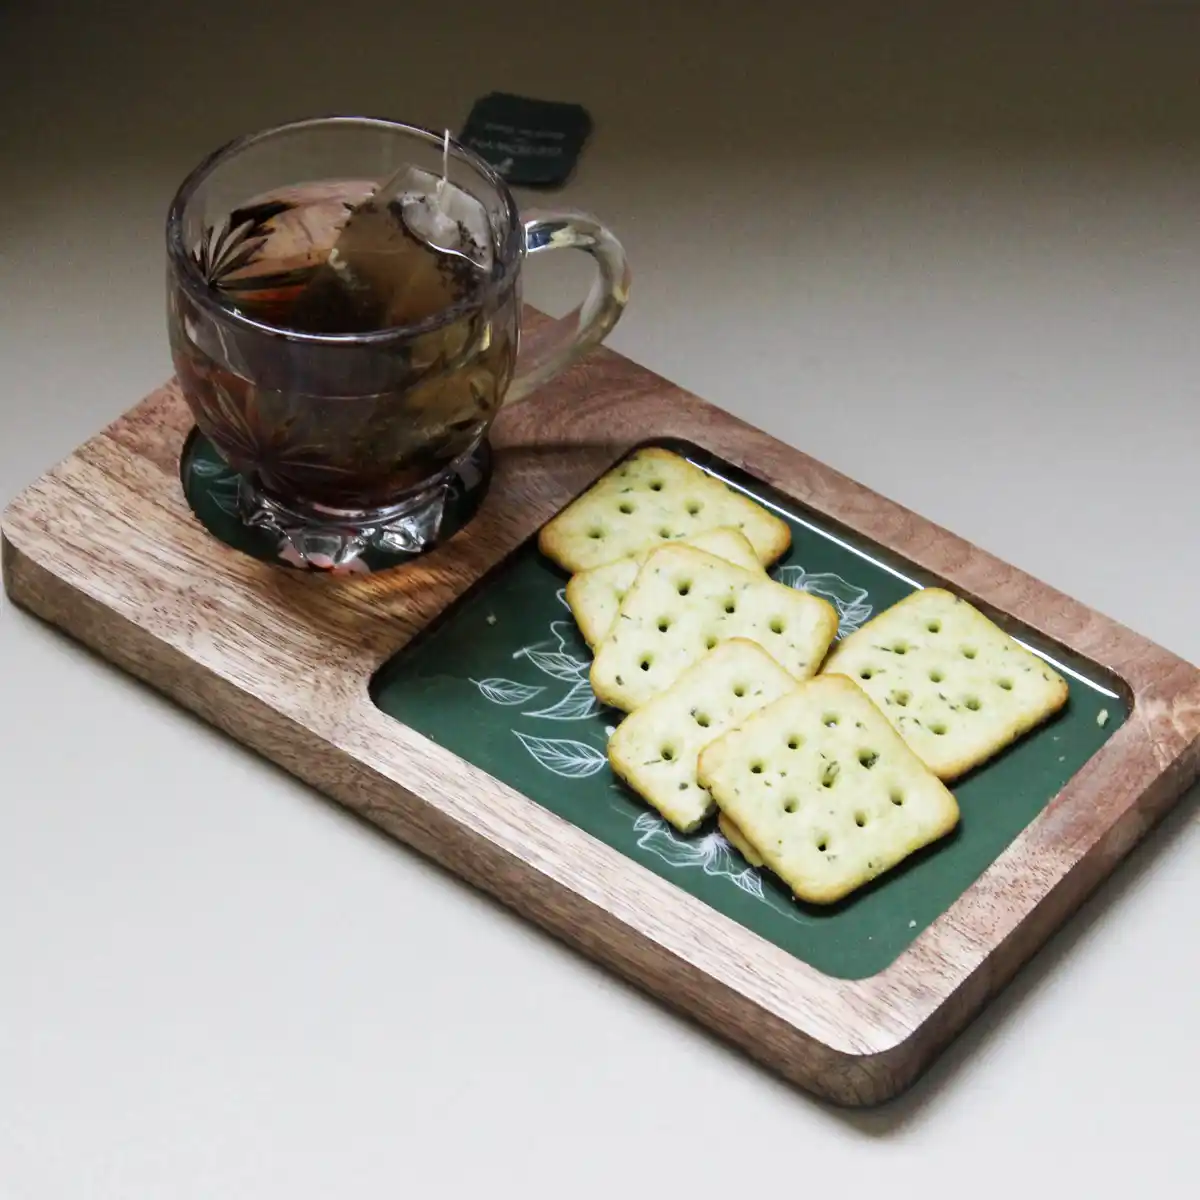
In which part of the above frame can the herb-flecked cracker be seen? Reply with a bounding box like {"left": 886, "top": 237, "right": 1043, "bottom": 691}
{"left": 590, "top": 544, "right": 838, "bottom": 712}
{"left": 821, "top": 588, "right": 1069, "bottom": 779}
{"left": 566, "top": 527, "right": 763, "bottom": 649}
{"left": 718, "top": 813, "right": 764, "bottom": 867}
{"left": 538, "top": 447, "right": 791, "bottom": 572}
{"left": 608, "top": 639, "right": 798, "bottom": 832}
{"left": 698, "top": 675, "right": 960, "bottom": 904}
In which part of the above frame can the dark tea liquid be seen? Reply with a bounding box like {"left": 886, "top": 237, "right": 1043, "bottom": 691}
{"left": 171, "top": 179, "right": 517, "bottom": 511}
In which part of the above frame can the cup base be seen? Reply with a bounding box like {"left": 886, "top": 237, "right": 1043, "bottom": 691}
{"left": 240, "top": 475, "right": 452, "bottom": 570}
{"left": 180, "top": 429, "right": 492, "bottom": 574}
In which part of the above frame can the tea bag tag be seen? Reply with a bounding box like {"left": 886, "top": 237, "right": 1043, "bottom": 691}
{"left": 459, "top": 92, "right": 592, "bottom": 188}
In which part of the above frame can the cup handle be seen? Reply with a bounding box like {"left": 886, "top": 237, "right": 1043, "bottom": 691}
{"left": 503, "top": 210, "right": 631, "bottom": 406}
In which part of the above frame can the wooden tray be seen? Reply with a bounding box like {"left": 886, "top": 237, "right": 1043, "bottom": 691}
{"left": 5, "top": 310, "right": 1199, "bottom": 1105}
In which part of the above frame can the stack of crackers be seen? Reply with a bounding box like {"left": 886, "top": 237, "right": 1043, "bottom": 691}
{"left": 538, "top": 449, "right": 1069, "bottom": 905}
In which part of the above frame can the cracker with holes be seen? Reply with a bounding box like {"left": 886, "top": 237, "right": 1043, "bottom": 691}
{"left": 718, "top": 813, "right": 764, "bottom": 866}
{"left": 697, "top": 675, "right": 960, "bottom": 905}
{"left": 821, "top": 588, "right": 1069, "bottom": 780}
{"left": 538, "top": 447, "right": 791, "bottom": 573}
{"left": 608, "top": 639, "right": 798, "bottom": 832}
{"left": 590, "top": 544, "right": 838, "bottom": 712}
{"left": 567, "top": 527, "right": 764, "bottom": 649}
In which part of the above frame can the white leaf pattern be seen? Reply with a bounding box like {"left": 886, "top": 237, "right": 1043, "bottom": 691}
{"left": 524, "top": 679, "right": 601, "bottom": 721}
{"left": 192, "top": 458, "right": 234, "bottom": 479}
{"left": 772, "top": 565, "right": 805, "bottom": 590}
{"left": 465, "top": 553, "right": 827, "bottom": 924}
{"left": 516, "top": 648, "right": 589, "bottom": 680}
{"left": 731, "top": 868, "right": 766, "bottom": 900}
{"left": 555, "top": 587, "right": 570, "bottom": 611}
{"left": 836, "top": 602, "right": 873, "bottom": 637}
{"left": 471, "top": 678, "right": 546, "bottom": 706}
{"left": 210, "top": 491, "right": 242, "bottom": 517}
{"left": 774, "top": 564, "right": 872, "bottom": 638}
{"left": 632, "top": 814, "right": 766, "bottom": 897}
{"left": 549, "top": 620, "right": 580, "bottom": 653}
{"left": 513, "top": 732, "right": 607, "bottom": 777}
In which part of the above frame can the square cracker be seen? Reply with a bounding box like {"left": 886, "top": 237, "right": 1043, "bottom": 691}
{"left": 820, "top": 587, "right": 1069, "bottom": 780}
{"left": 590, "top": 544, "right": 838, "bottom": 712}
{"left": 718, "top": 813, "right": 764, "bottom": 867}
{"left": 538, "top": 447, "right": 791, "bottom": 573}
{"left": 697, "top": 674, "right": 960, "bottom": 905}
{"left": 608, "top": 639, "right": 798, "bottom": 832}
{"left": 567, "top": 527, "right": 764, "bottom": 649}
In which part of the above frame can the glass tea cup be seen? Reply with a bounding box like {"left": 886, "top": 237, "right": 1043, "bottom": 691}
{"left": 166, "top": 116, "right": 629, "bottom": 568}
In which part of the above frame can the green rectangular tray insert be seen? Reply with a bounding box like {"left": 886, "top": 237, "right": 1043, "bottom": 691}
{"left": 372, "top": 445, "right": 1126, "bottom": 980}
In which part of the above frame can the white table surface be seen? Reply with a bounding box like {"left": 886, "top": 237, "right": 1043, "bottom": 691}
{"left": 2, "top": 2, "right": 1198, "bottom": 1195}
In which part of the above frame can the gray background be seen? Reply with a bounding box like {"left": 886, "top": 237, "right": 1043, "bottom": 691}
{"left": 1, "top": 2, "right": 1197, "bottom": 1196}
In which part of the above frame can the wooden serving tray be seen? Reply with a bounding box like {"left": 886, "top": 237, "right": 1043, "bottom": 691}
{"left": 5, "top": 310, "right": 1199, "bottom": 1105}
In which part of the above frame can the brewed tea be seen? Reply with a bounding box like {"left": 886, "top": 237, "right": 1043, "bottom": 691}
{"left": 167, "top": 116, "right": 628, "bottom": 567}
{"left": 173, "top": 175, "right": 517, "bottom": 510}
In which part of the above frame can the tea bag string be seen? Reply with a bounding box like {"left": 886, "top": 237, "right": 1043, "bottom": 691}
{"left": 438, "top": 128, "right": 449, "bottom": 207}
{"left": 365, "top": 128, "right": 453, "bottom": 215}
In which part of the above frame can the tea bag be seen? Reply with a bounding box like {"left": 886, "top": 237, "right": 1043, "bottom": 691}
{"left": 292, "top": 142, "right": 493, "bottom": 334}
{"left": 197, "top": 182, "right": 374, "bottom": 326}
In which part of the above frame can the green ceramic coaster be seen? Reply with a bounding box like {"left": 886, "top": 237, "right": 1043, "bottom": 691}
{"left": 180, "top": 428, "right": 492, "bottom": 573}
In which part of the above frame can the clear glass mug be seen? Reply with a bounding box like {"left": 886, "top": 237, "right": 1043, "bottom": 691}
{"left": 166, "top": 116, "right": 629, "bottom": 568}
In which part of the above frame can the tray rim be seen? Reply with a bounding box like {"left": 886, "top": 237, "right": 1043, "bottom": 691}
{"left": 4, "top": 319, "right": 1199, "bottom": 1105}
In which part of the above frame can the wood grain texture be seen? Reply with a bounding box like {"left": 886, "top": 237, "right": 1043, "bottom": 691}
{"left": 4, "top": 307, "right": 1199, "bottom": 1105}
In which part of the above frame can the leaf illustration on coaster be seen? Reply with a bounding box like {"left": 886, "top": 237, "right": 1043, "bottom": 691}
{"left": 555, "top": 587, "right": 570, "bottom": 611}
{"left": 210, "top": 491, "right": 242, "bottom": 518}
{"left": 514, "top": 732, "right": 607, "bottom": 778}
{"left": 471, "top": 678, "right": 546, "bottom": 706}
{"left": 515, "top": 648, "right": 589, "bottom": 681}
{"left": 525, "top": 679, "right": 601, "bottom": 721}
{"left": 191, "top": 458, "right": 236, "bottom": 479}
